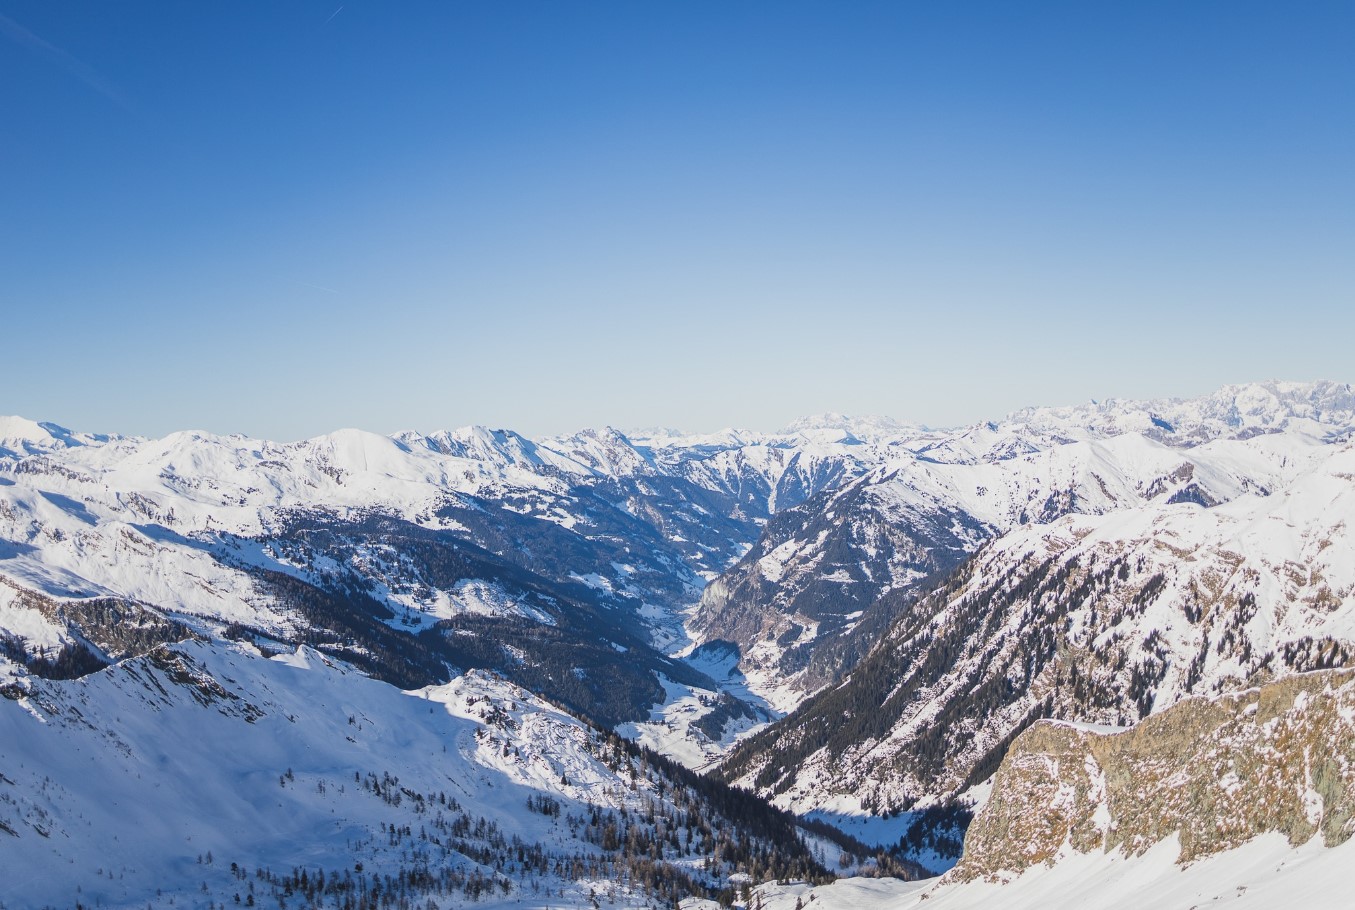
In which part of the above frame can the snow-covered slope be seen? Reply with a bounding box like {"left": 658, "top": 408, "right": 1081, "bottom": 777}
{"left": 752, "top": 834, "right": 1355, "bottom": 910}
{"left": 0, "top": 639, "right": 830, "bottom": 910}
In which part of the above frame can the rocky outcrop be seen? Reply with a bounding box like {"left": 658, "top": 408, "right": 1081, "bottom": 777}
{"left": 950, "top": 668, "right": 1355, "bottom": 881}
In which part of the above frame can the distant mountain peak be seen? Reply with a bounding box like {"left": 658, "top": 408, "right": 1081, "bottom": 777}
{"left": 777, "top": 413, "right": 916, "bottom": 444}
{"left": 0, "top": 415, "right": 116, "bottom": 456}
{"left": 1001, "top": 378, "right": 1355, "bottom": 446}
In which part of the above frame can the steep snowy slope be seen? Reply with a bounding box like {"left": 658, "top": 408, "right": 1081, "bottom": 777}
{"left": 0, "top": 639, "right": 831, "bottom": 910}
{"left": 720, "top": 441, "right": 1355, "bottom": 858}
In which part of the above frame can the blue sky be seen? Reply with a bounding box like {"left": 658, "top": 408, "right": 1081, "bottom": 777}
{"left": 3, "top": 2, "right": 1352, "bottom": 440}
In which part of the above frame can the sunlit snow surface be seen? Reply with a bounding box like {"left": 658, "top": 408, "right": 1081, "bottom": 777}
{"left": 0, "top": 641, "right": 716, "bottom": 909}
{"left": 749, "top": 833, "right": 1355, "bottom": 910}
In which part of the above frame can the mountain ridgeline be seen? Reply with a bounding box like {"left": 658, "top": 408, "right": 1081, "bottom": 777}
{"left": 0, "top": 417, "right": 882, "bottom": 735}
{"left": 689, "top": 383, "right": 1354, "bottom": 709}
{"left": 3, "top": 380, "right": 1355, "bottom": 905}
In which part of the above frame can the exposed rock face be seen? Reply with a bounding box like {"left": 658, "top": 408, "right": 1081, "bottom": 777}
{"left": 950, "top": 669, "right": 1355, "bottom": 882}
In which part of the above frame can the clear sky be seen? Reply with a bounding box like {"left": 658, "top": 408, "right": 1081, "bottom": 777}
{"left": 3, "top": 1, "right": 1352, "bottom": 440}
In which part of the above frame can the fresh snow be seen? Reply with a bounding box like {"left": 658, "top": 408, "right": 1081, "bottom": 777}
{"left": 753, "top": 833, "right": 1355, "bottom": 910}
{"left": 0, "top": 640, "right": 757, "bottom": 909}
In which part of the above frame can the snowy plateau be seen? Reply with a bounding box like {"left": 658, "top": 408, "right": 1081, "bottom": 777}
{"left": 3, "top": 379, "right": 1355, "bottom": 909}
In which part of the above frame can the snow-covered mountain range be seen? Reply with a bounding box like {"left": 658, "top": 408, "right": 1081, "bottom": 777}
{"left": 3, "top": 379, "right": 1355, "bottom": 906}
{"left": 0, "top": 413, "right": 875, "bottom": 740}
{"left": 694, "top": 381, "right": 1355, "bottom": 710}
{"left": 4, "top": 382, "right": 1353, "bottom": 749}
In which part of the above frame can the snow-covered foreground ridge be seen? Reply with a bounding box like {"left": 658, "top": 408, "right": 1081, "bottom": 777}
{"left": 0, "top": 639, "right": 829, "bottom": 910}
{"left": 752, "top": 833, "right": 1355, "bottom": 910}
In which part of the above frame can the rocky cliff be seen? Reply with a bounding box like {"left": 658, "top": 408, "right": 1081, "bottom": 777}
{"left": 950, "top": 668, "right": 1355, "bottom": 881}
